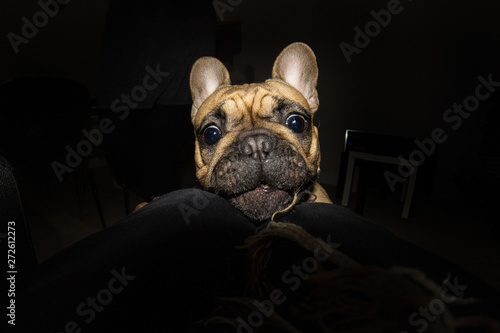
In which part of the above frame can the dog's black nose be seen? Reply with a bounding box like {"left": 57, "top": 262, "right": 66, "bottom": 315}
{"left": 239, "top": 133, "right": 275, "bottom": 161}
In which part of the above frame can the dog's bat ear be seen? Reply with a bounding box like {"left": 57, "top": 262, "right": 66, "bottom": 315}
{"left": 190, "top": 57, "right": 231, "bottom": 123}
{"left": 272, "top": 42, "right": 319, "bottom": 113}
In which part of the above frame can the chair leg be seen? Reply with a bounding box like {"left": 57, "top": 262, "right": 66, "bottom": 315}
{"left": 72, "top": 161, "right": 106, "bottom": 228}
{"left": 87, "top": 167, "right": 106, "bottom": 228}
{"left": 355, "top": 167, "right": 367, "bottom": 215}
{"left": 401, "top": 166, "right": 418, "bottom": 219}
{"left": 336, "top": 152, "right": 348, "bottom": 199}
{"left": 401, "top": 179, "right": 408, "bottom": 202}
{"left": 123, "top": 186, "right": 130, "bottom": 215}
{"left": 73, "top": 169, "right": 86, "bottom": 220}
{"left": 341, "top": 153, "right": 357, "bottom": 206}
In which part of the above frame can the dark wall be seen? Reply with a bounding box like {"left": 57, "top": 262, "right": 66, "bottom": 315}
{"left": 1, "top": 0, "right": 499, "bottom": 199}
{"left": 0, "top": 0, "right": 110, "bottom": 94}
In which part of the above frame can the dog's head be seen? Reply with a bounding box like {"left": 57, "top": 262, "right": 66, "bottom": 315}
{"left": 189, "top": 42, "right": 321, "bottom": 221}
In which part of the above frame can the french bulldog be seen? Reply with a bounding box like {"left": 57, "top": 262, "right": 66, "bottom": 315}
{"left": 189, "top": 42, "right": 332, "bottom": 222}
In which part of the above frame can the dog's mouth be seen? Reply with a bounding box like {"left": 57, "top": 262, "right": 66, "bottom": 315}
{"left": 228, "top": 183, "right": 295, "bottom": 222}
{"left": 259, "top": 184, "right": 277, "bottom": 193}
{"left": 231, "top": 183, "right": 292, "bottom": 200}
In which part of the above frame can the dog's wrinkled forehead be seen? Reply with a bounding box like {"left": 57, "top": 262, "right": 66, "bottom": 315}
{"left": 193, "top": 80, "right": 311, "bottom": 131}
{"left": 190, "top": 42, "right": 319, "bottom": 127}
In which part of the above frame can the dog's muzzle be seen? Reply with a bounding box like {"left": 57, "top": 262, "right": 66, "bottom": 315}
{"left": 209, "top": 128, "right": 310, "bottom": 221}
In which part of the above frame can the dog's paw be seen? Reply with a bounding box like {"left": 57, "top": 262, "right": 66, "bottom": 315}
{"left": 133, "top": 201, "right": 148, "bottom": 212}
{"left": 133, "top": 196, "right": 159, "bottom": 212}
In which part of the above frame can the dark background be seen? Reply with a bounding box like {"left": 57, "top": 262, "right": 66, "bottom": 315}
{"left": 1, "top": 0, "right": 499, "bottom": 201}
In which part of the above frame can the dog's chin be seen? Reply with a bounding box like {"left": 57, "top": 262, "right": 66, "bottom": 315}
{"left": 229, "top": 184, "right": 293, "bottom": 222}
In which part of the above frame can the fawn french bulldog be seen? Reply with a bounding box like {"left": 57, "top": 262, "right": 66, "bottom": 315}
{"left": 189, "top": 42, "right": 331, "bottom": 221}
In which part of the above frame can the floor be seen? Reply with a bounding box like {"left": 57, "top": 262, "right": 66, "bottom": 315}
{"left": 17, "top": 153, "right": 500, "bottom": 292}
{"left": 338, "top": 186, "right": 500, "bottom": 292}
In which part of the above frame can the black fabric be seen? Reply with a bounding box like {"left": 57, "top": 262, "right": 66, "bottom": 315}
{"left": 16, "top": 189, "right": 499, "bottom": 332}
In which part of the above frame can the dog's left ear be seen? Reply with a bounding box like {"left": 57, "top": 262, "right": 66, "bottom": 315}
{"left": 272, "top": 42, "right": 319, "bottom": 113}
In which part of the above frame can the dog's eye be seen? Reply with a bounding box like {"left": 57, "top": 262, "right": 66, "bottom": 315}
{"left": 285, "top": 114, "right": 307, "bottom": 133}
{"left": 203, "top": 125, "right": 222, "bottom": 144}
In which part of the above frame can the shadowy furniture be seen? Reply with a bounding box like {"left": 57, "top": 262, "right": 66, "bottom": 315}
{"left": 336, "top": 130, "right": 438, "bottom": 218}
{"left": 0, "top": 155, "right": 37, "bottom": 275}
{"left": 0, "top": 77, "right": 106, "bottom": 227}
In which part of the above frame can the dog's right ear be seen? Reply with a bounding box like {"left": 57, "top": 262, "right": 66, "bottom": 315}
{"left": 190, "top": 57, "right": 231, "bottom": 123}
